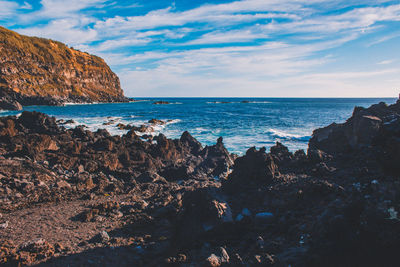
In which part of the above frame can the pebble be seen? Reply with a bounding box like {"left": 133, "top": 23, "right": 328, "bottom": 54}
{"left": 0, "top": 221, "right": 8, "bottom": 229}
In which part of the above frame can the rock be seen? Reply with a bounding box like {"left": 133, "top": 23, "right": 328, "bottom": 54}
{"left": 0, "top": 98, "right": 22, "bottom": 110}
{"left": 136, "top": 172, "right": 166, "bottom": 183}
{"left": 212, "top": 199, "right": 233, "bottom": 223}
{"left": 205, "top": 247, "right": 230, "bottom": 267}
{"left": 1, "top": 101, "right": 400, "bottom": 266}
{"left": 98, "top": 231, "right": 110, "bottom": 243}
{"left": 223, "top": 147, "right": 279, "bottom": 193}
{"left": 148, "top": 119, "right": 166, "bottom": 125}
{"left": 0, "top": 26, "right": 128, "bottom": 105}
{"left": 153, "top": 101, "right": 170, "bottom": 105}
{"left": 206, "top": 254, "right": 221, "bottom": 267}
{"left": 55, "top": 180, "right": 71, "bottom": 189}
{"left": 177, "top": 189, "right": 234, "bottom": 245}
{"left": 20, "top": 238, "right": 46, "bottom": 251}
{"left": 77, "top": 165, "right": 85, "bottom": 173}
{"left": 180, "top": 131, "right": 203, "bottom": 155}
{"left": 0, "top": 221, "right": 8, "bottom": 229}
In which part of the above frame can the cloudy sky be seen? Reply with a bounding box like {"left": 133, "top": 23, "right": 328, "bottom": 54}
{"left": 1, "top": 0, "right": 400, "bottom": 97}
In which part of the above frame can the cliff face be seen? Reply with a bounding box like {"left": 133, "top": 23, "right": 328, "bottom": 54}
{"left": 0, "top": 26, "right": 127, "bottom": 108}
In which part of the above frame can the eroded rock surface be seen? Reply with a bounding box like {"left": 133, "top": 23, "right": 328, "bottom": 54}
{"left": 0, "top": 26, "right": 128, "bottom": 110}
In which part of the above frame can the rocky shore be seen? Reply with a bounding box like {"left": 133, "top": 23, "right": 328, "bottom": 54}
{"left": 1, "top": 101, "right": 400, "bottom": 266}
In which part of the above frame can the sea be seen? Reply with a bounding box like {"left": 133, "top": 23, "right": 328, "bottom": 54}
{"left": 0, "top": 98, "right": 396, "bottom": 155}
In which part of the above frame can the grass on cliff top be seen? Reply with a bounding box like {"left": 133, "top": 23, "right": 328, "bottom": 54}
{"left": 0, "top": 26, "right": 105, "bottom": 67}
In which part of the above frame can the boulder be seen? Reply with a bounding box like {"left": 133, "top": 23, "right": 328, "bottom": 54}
{"left": 0, "top": 98, "right": 22, "bottom": 110}
{"left": 223, "top": 147, "right": 279, "bottom": 193}
{"left": 148, "top": 119, "right": 166, "bottom": 125}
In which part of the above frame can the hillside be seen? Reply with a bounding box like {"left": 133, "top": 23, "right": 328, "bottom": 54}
{"left": 0, "top": 26, "right": 127, "bottom": 109}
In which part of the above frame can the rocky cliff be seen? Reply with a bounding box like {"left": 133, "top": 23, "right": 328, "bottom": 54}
{"left": 0, "top": 26, "right": 127, "bottom": 110}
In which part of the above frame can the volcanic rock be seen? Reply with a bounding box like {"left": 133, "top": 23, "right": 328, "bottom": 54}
{"left": 0, "top": 26, "right": 128, "bottom": 109}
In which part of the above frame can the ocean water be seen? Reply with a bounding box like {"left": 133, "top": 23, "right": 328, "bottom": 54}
{"left": 0, "top": 98, "right": 396, "bottom": 154}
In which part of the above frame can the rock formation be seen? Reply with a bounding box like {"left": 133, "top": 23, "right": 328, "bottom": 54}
{"left": 1, "top": 100, "right": 400, "bottom": 266}
{"left": 0, "top": 26, "right": 128, "bottom": 110}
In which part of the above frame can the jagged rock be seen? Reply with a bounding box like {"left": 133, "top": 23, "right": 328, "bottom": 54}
{"left": 223, "top": 147, "right": 279, "bottom": 193}
{"left": 180, "top": 131, "right": 203, "bottom": 155}
{"left": 177, "top": 189, "right": 234, "bottom": 246}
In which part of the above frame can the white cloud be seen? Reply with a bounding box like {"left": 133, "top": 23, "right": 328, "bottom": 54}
{"left": 120, "top": 67, "right": 400, "bottom": 97}
{"left": 378, "top": 59, "right": 395, "bottom": 65}
{"left": 37, "top": 0, "right": 106, "bottom": 18}
{"left": 186, "top": 29, "right": 267, "bottom": 45}
{"left": 369, "top": 31, "right": 400, "bottom": 46}
{"left": 20, "top": 2, "right": 33, "bottom": 10}
{"left": 17, "top": 19, "right": 98, "bottom": 45}
{"left": 0, "top": 1, "right": 19, "bottom": 18}
{"left": 4, "top": 0, "right": 400, "bottom": 97}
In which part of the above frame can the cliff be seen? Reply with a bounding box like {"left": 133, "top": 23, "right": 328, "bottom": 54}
{"left": 0, "top": 26, "right": 127, "bottom": 109}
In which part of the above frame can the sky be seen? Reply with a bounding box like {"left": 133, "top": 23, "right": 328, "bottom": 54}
{"left": 1, "top": 0, "right": 400, "bottom": 97}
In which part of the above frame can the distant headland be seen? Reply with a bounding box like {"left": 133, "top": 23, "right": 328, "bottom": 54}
{"left": 0, "top": 26, "right": 128, "bottom": 111}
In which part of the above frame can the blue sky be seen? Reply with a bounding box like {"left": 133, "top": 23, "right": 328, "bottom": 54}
{"left": 1, "top": 0, "right": 400, "bottom": 97}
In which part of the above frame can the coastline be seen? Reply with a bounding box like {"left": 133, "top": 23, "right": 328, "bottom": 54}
{"left": 1, "top": 100, "right": 400, "bottom": 265}
{"left": 0, "top": 97, "right": 395, "bottom": 155}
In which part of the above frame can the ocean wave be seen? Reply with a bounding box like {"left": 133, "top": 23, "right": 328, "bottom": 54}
{"left": 165, "top": 119, "right": 181, "bottom": 125}
{"left": 63, "top": 102, "right": 99, "bottom": 106}
{"left": 59, "top": 115, "right": 182, "bottom": 138}
{"left": 206, "top": 101, "right": 233, "bottom": 104}
{"left": 245, "top": 101, "right": 272, "bottom": 104}
{"left": 206, "top": 101, "right": 272, "bottom": 104}
{"left": 267, "top": 129, "right": 310, "bottom": 142}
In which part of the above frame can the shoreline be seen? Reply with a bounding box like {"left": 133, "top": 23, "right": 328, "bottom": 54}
{"left": 0, "top": 97, "right": 392, "bottom": 155}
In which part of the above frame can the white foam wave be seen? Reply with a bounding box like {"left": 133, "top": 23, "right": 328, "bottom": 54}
{"left": 58, "top": 116, "right": 182, "bottom": 137}
{"left": 63, "top": 102, "right": 99, "bottom": 106}
{"left": 267, "top": 129, "right": 310, "bottom": 141}
{"left": 206, "top": 101, "right": 233, "bottom": 104}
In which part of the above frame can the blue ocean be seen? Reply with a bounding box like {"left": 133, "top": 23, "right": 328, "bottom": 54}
{"left": 0, "top": 98, "right": 396, "bottom": 154}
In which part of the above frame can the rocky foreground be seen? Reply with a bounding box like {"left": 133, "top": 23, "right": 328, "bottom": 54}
{"left": 1, "top": 101, "right": 400, "bottom": 266}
